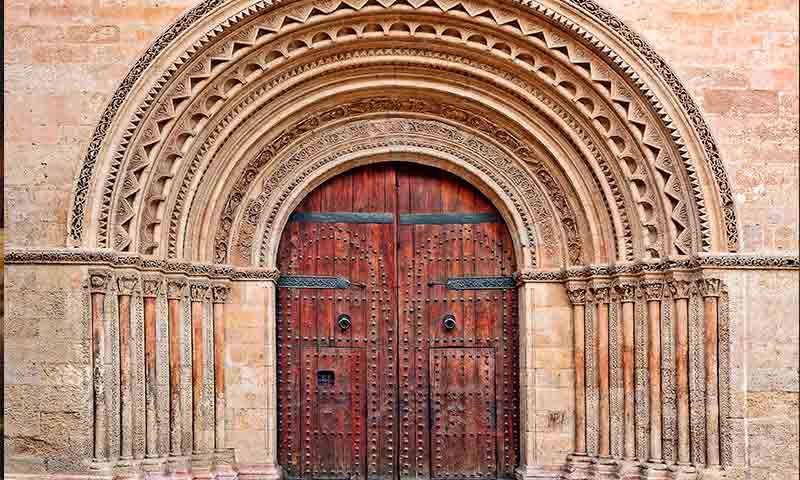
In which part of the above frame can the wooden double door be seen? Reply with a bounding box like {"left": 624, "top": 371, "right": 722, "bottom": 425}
{"left": 276, "top": 164, "right": 519, "bottom": 480}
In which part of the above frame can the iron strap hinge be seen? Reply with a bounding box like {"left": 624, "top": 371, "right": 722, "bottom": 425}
{"left": 277, "top": 275, "right": 365, "bottom": 289}
{"left": 428, "top": 276, "right": 516, "bottom": 290}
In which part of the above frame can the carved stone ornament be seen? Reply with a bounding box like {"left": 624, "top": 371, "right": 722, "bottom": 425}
{"left": 697, "top": 278, "right": 723, "bottom": 297}
{"left": 641, "top": 281, "right": 665, "bottom": 301}
{"left": 189, "top": 283, "right": 211, "bottom": 302}
{"left": 117, "top": 275, "right": 139, "bottom": 295}
{"left": 141, "top": 277, "right": 163, "bottom": 297}
{"left": 211, "top": 285, "right": 231, "bottom": 304}
{"left": 166, "top": 280, "right": 186, "bottom": 300}
{"left": 568, "top": 287, "right": 588, "bottom": 305}
{"left": 591, "top": 286, "right": 611, "bottom": 304}
{"left": 66, "top": 0, "right": 743, "bottom": 267}
{"left": 614, "top": 283, "right": 637, "bottom": 303}
{"left": 89, "top": 271, "right": 112, "bottom": 293}
{"left": 670, "top": 280, "right": 693, "bottom": 299}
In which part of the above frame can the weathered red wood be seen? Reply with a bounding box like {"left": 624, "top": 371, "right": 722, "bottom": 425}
{"left": 277, "top": 164, "right": 519, "bottom": 480}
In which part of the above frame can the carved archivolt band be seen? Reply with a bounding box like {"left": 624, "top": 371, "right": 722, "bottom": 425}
{"left": 68, "top": 0, "right": 738, "bottom": 265}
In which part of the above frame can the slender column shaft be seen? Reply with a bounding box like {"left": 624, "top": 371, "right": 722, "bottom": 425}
{"left": 704, "top": 296, "right": 720, "bottom": 466}
{"left": 573, "top": 302, "right": 587, "bottom": 454}
{"left": 674, "top": 296, "right": 691, "bottom": 464}
{"left": 144, "top": 295, "right": 159, "bottom": 458}
{"left": 118, "top": 293, "right": 133, "bottom": 459}
{"left": 647, "top": 298, "right": 663, "bottom": 462}
{"left": 168, "top": 297, "right": 183, "bottom": 455}
{"left": 621, "top": 299, "right": 636, "bottom": 459}
{"left": 192, "top": 299, "right": 205, "bottom": 454}
{"left": 597, "top": 300, "right": 610, "bottom": 457}
{"left": 213, "top": 299, "right": 226, "bottom": 451}
{"left": 91, "top": 290, "right": 107, "bottom": 461}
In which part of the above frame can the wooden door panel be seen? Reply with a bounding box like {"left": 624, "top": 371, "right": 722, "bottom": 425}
{"left": 278, "top": 164, "right": 518, "bottom": 480}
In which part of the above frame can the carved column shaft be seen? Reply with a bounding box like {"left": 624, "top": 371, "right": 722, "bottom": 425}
{"left": 117, "top": 276, "right": 138, "bottom": 460}
{"left": 672, "top": 281, "right": 691, "bottom": 465}
{"left": 701, "top": 279, "right": 722, "bottom": 467}
{"left": 644, "top": 282, "right": 664, "bottom": 463}
{"left": 167, "top": 280, "right": 185, "bottom": 456}
{"left": 595, "top": 288, "right": 611, "bottom": 458}
{"left": 212, "top": 285, "right": 230, "bottom": 452}
{"left": 618, "top": 285, "right": 636, "bottom": 460}
{"left": 190, "top": 283, "right": 210, "bottom": 455}
{"left": 568, "top": 287, "right": 587, "bottom": 455}
{"left": 90, "top": 272, "right": 109, "bottom": 462}
{"left": 142, "top": 279, "right": 160, "bottom": 459}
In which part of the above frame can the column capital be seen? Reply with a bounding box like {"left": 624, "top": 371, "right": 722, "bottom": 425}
{"left": 567, "top": 284, "right": 588, "bottom": 305}
{"left": 117, "top": 274, "right": 139, "bottom": 296}
{"left": 614, "top": 282, "right": 637, "bottom": 303}
{"left": 212, "top": 284, "right": 232, "bottom": 304}
{"left": 263, "top": 268, "right": 281, "bottom": 284}
{"left": 697, "top": 278, "right": 723, "bottom": 298}
{"left": 166, "top": 278, "right": 187, "bottom": 300}
{"left": 641, "top": 281, "right": 664, "bottom": 301}
{"left": 669, "top": 279, "right": 694, "bottom": 299}
{"left": 189, "top": 282, "right": 211, "bottom": 302}
{"left": 88, "top": 269, "right": 112, "bottom": 294}
{"left": 141, "top": 276, "right": 163, "bottom": 298}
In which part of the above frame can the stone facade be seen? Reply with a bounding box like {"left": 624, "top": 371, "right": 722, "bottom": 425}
{"left": 3, "top": 0, "right": 799, "bottom": 480}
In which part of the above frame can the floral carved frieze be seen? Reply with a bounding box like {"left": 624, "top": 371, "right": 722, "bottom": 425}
{"left": 66, "top": 0, "right": 738, "bottom": 265}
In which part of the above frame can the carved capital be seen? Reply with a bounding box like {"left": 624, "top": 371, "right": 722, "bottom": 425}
{"left": 591, "top": 286, "right": 610, "bottom": 304}
{"left": 117, "top": 275, "right": 139, "bottom": 296}
{"left": 141, "top": 276, "right": 163, "bottom": 298}
{"left": 567, "top": 287, "right": 588, "bottom": 305}
{"left": 190, "top": 283, "right": 211, "bottom": 302}
{"left": 212, "top": 284, "right": 231, "bottom": 304}
{"left": 89, "top": 270, "right": 112, "bottom": 294}
{"left": 166, "top": 279, "right": 186, "bottom": 300}
{"left": 669, "top": 279, "right": 693, "bottom": 300}
{"left": 641, "top": 281, "right": 664, "bottom": 301}
{"left": 614, "top": 283, "right": 637, "bottom": 303}
{"left": 697, "top": 278, "right": 723, "bottom": 298}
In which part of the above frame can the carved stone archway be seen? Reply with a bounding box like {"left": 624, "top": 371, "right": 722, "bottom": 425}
{"left": 37, "top": 0, "right": 761, "bottom": 478}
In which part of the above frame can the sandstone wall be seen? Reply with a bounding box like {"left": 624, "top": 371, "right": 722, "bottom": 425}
{"left": 3, "top": 0, "right": 799, "bottom": 254}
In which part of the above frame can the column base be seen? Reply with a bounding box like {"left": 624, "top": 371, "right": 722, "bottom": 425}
{"left": 564, "top": 455, "right": 592, "bottom": 480}
{"left": 167, "top": 455, "right": 193, "bottom": 480}
{"left": 237, "top": 462, "right": 283, "bottom": 480}
{"left": 590, "top": 458, "right": 617, "bottom": 480}
{"left": 641, "top": 462, "right": 670, "bottom": 480}
{"left": 667, "top": 463, "right": 697, "bottom": 480}
{"left": 214, "top": 449, "right": 238, "bottom": 479}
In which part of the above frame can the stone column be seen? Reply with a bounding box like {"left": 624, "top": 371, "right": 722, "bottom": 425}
{"left": 567, "top": 284, "right": 588, "bottom": 458}
{"left": 141, "top": 277, "right": 162, "bottom": 460}
{"left": 166, "top": 279, "right": 186, "bottom": 457}
{"left": 615, "top": 282, "right": 637, "bottom": 461}
{"left": 212, "top": 284, "right": 230, "bottom": 453}
{"left": 699, "top": 278, "right": 722, "bottom": 468}
{"left": 190, "top": 283, "right": 211, "bottom": 456}
{"left": 670, "top": 280, "right": 692, "bottom": 466}
{"left": 89, "top": 271, "right": 111, "bottom": 464}
{"left": 593, "top": 285, "right": 611, "bottom": 460}
{"left": 642, "top": 281, "right": 664, "bottom": 465}
{"left": 117, "top": 275, "right": 139, "bottom": 462}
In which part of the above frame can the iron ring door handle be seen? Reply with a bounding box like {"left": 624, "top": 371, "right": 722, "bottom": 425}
{"left": 337, "top": 313, "right": 352, "bottom": 331}
{"left": 442, "top": 313, "right": 456, "bottom": 331}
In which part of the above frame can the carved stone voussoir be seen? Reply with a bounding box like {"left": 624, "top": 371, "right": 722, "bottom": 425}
{"left": 190, "top": 283, "right": 211, "bottom": 302}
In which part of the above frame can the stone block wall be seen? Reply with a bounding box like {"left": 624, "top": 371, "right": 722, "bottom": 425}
{"left": 717, "top": 268, "right": 800, "bottom": 480}
{"left": 3, "top": 0, "right": 798, "bottom": 253}
{"left": 3, "top": 265, "right": 93, "bottom": 474}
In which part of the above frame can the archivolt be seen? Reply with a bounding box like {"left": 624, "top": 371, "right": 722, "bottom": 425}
{"left": 69, "top": 0, "right": 739, "bottom": 267}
